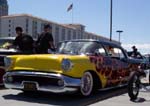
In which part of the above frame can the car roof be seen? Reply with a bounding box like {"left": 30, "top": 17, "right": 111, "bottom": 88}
{"left": 62, "top": 39, "right": 122, "bottom": 48}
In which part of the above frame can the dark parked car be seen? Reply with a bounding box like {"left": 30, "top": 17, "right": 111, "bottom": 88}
{"left": 0, "top": 37, "right": 20, "bottom": 55}
{"left": 0, "top": 37, "right": 16, "bottom": 85}
{"left": 127, "top": 51, "right": 150, "bottom": 70}
{"left": 0, "top": 37, "right": 22, "bottom": 85}
{"left": 144, "top": 54, "right": 150, "bottom": 69}
{"left": 0, "top": 36, "right": 37, "bottom": 85}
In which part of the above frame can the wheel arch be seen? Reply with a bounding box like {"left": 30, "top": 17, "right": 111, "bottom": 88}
{"left": 86, "top": 70, "right": 102, "bottom": 89}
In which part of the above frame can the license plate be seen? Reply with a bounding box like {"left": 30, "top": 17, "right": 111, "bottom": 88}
{"left": 23, "top": 82, "right": 37, "bottom": 91}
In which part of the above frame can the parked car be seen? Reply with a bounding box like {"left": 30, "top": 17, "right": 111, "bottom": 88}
{"left": 0, "top": 37, "right": 17, "bottom": 85}
{"left": 127, "top": 51, "right": 150, "bottom": 70}
{"left": 0, "top": 37, "right": 20, "bottom": 55}
{"left": 143, "top": 54, "right": 150, "bottom": 69}
{"left": 3, "top": 39, "right": 144, "bottom": 96}
{"left": 127, "top": 54, "right": 150, "bottom": 100}
{"left": 0, "top": 37, "right": 36, "bottom": 85}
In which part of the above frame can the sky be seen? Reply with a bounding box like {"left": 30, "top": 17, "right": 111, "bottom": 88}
{"left": 7, "top": 0, "right": 150, "bottom": 53}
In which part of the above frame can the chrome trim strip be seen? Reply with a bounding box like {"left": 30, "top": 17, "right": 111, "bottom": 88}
{"left": 4, "top": 71, "right": 81, "bottom": 93}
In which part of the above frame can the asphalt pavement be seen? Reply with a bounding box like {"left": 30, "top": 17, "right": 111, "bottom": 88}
{"left": 0, "top": 86, "right": 150, "bottom": 106}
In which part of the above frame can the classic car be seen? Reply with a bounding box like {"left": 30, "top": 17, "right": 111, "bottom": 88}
{"left": 0, "top": 37, "right": 17, "bottom": 85}
{"left": 0, "top": 37, "right": 37, "bottom": 85}
{"left": 3, "top": 39, "right": 143, "bottom": 96}
{"left": 0, "top": 37, "right": 20, "bottom": 55}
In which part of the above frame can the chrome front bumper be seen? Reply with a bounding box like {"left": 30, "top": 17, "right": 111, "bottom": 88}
{"left": 3, "top": 71, "right": 81, "bottom": 93}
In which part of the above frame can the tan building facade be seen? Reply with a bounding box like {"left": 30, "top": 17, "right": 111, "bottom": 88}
{"left": 0, "top": 14, "right": 119, "bottom": 45}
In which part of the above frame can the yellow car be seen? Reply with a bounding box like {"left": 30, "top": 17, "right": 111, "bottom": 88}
{"left": 3, "top": 39, "right": 141, "bottom": 96}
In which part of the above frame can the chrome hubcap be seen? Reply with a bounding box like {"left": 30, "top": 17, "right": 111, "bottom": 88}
{"left": 132, "top": 76, "right": 139, "bottom": 95}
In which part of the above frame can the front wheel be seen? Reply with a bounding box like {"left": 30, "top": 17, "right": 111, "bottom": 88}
{"left": 128, "top": 72, "right": 140, "bottom": 100}
{"left": 80, "top": 72, "right": 94, "bottom": 96}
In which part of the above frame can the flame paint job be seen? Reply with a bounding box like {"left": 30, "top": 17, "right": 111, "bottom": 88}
{"left": 89, "top": 55, "right": 139, "bottom": 87}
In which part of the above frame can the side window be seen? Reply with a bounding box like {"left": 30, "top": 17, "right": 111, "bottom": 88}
{"left": 96, "top": 47, "right": 106, "bottom": 56}
{"left": 93, "top": 43, "right": 106, "bottom": 56}
{"left": 113, "top": 48, "right": 125, "bottom": 58}
{"left": 104, "top": 45, "right": 125, "bottom": 59}
{"left": 82, "top": 42, "right": 106, "bottom": 56}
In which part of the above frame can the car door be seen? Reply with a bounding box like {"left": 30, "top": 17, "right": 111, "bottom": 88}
{"left": 102, "top": 45, "right": 130, "bottom": 87}
{"left": 89, "top": 42, "right": 130, "bottom": 88}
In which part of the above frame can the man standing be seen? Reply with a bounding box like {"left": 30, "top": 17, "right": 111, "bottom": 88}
{"left": 36, "top": 24, "right": 55, "bottom": 53}
{"left": 13, "top": 26, "right": 34, "bottom": 54}
{"left": 130, "top": 46, "right": 143, "bottom": 59}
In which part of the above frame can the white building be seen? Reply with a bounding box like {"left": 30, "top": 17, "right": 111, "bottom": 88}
{"left": 0, "top": 14, "right": 119, "bottom": 46}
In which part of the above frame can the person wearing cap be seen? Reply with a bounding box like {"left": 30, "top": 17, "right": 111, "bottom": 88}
{"left": 130, "top": 46, "right": 143, "bottom": 59}
{"left": 36, "top": 24, "right": 55, "bottom": 53}
{"left": 13, "top": 26, "right": 34, "bottom": 54}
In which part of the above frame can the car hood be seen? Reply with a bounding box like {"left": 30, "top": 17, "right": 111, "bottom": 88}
{"left": 7, "top": 54, "right": 89, "bottom": 73}
{"left": 0, "top": 48, "right": 20, "bottom": 55}
{"left": 128, "top": 57, "right": 145, "bottom": 64}
{"left": 0, "top": 48, "right": 17, "bottom": 52}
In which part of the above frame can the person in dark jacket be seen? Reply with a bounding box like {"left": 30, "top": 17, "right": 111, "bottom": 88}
{"left": 36, "top": 24, "right": 55, "bottom": 54}
{"left": 130, "top": 46, "right": 143, "bottom": 59}
{"left": 13, "top": 26, "right": 34, "bottom": 54}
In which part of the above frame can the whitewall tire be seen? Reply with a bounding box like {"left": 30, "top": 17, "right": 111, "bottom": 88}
{"left": 80, "top": 72, "right": 93, "bottom": 96}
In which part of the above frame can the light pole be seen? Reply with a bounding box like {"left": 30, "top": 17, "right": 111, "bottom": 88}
{"left": 110, "top": 0, "right": 113, "bottom": 41}
{"left": 116, "top": 30, "right": 123, "bottom": 43}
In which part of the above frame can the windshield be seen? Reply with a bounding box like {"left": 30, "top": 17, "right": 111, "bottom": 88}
{"left": 58, "top": 41, "right": 102, "bottom": 55}
{"left": 0, "top": 39, "right": 14, "bottom": 49}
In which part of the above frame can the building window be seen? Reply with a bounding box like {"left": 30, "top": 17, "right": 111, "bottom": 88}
{"left": 8, "top": 20, "right": 11, "bottom": 23}
{"left": 32, "top": 20, "right": 38, "bottom": 38}
{"left": 67, "top": 30, "right": 71, "bottom": 40}
{"left": 55, "top": 26, "right": 59, "bottom": 45}
{"left": 73, "top": 31, "right": 76, "bottom": 39}
{"left": 26, "top": 28, "right": 28, "bottom": 33}
{"left": 77, "top": 32, "right": 81, "bottom": 39}
{"left": 41, "top": 23, "right": 44, "bottom": 32}
{"left": 26, "top": 18, "right": 29, "bottom": 28}
{"left": 61, "top": 28, "right": 65, "bottom": 41}
{"left": 8, "top": 33, "right": 11, "bottom": 36}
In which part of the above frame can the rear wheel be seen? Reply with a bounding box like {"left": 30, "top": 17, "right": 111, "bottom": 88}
{"left": 128, "top": 72, "right": 140, "bottom": 100}
{"left": 80, "top": 72, "right": 94, "bottom": 96}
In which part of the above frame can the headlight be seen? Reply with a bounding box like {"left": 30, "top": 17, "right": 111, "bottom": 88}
{"left": 61, "top": 58, "right": 73, "bottom": 71}
{"left": 3, "top": 72, "right": 13, "bottom": 82}
{"left": 4, "top": 57, "right": 12, "bottom": 67}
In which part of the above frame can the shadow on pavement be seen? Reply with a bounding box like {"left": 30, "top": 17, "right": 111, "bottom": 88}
{"left": 3, "top": 87, "right": 127, "bottom": 106}
{"left": 129, "top": 85, "right": 150, "bottom": 103}
{"left": 130, "top": 97, "right": 146, "bottom": 103}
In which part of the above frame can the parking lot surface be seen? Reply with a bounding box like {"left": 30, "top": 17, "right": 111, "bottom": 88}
{"left": 0, "top": 86, "right": 150, "bottom": 106}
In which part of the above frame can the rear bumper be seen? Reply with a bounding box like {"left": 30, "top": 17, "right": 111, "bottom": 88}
{"left": 3, "top": 71, "right": 81, "bottom": 93}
